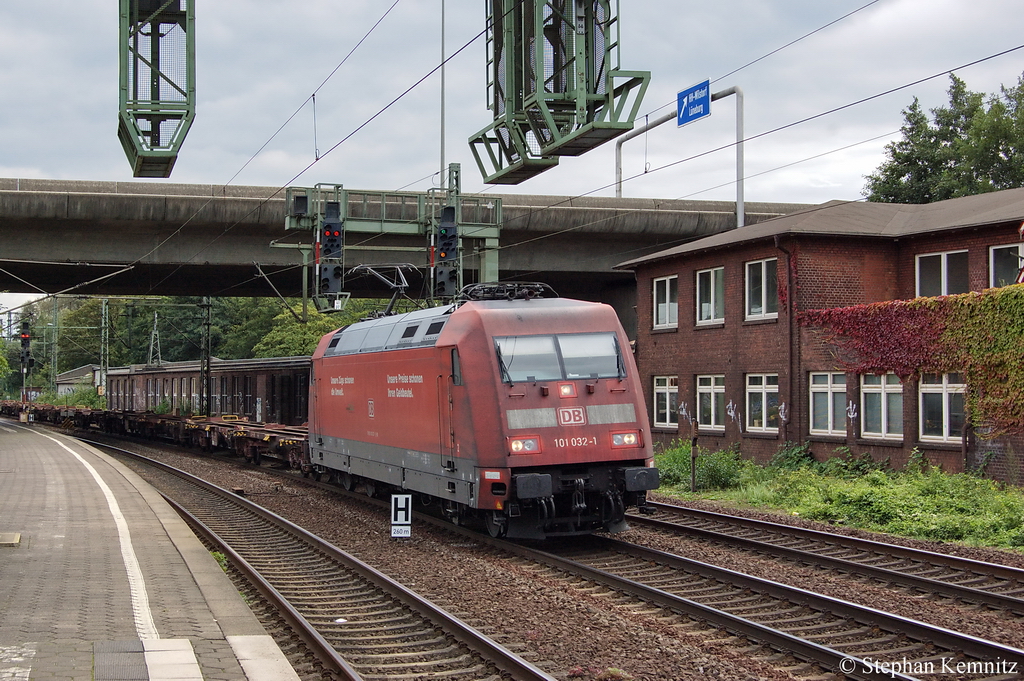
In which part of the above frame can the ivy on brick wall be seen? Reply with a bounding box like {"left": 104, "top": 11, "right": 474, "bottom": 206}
{"left": 801, "top": 285, "right": 1024, "bottom": 437}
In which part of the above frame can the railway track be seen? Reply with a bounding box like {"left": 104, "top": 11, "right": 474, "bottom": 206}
{"left": 629, "top": 501, "right": 1024, "bottom": 616}
{"left": 82, "top": 433, "right": 1024, "bottom": 679}
{"left": 515, "top": 536, "right": 1024, "bottom": 681}
{"left": 87, "top": 439, "right": 555, "bottom": 681}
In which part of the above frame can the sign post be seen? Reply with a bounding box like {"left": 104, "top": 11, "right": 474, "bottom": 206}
{"left": 677, "top": 79, "right": 711, "bottom": 127}
{"left": 391, "top": 494, "right": 412, "bottom": 538}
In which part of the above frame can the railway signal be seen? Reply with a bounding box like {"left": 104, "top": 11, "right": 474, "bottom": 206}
{"left": 19, "top": 321, "right": 32, "bottom": 369}
{"left": 434, "top": 206, "right": 459, "bottom": 298}
{"left": 318, "top": 201, "right": 344, "bottom": 294}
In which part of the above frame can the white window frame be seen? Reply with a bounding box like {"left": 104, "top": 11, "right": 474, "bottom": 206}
{"left": 745, "top": 258, "right": 778, "bottom": 320}
{"left": 653, "top": 376, "right": 678, "bottom": 428}
{"left": 653, "top": 276, "right": 678, "bottom": 329}
{"left": 746, "top": 373, "right": 779, "bottom": 432}
{"left": 860, "top": 373, "right": 903, "bottom": 440}
{"left": 916, "top": 250, "right": 969, "bottom": 297}
{"left": 696, "top": 374, "right": 725, "bottom": 431}
{"left": 919, "top": 373, "right": 965, "bottom": 443}
{"left": 696, "top": 267, "right": 725, "bottom": 325}
{"left": 809, "top": 372, "right": 847, "bottom": 436}
{"left": 990, "top": 244, "right": 1024, "bottom": 288}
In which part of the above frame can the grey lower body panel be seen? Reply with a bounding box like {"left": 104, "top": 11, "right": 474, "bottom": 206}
{"left": 311, "top": 435, "right": 476, "bottom": 506}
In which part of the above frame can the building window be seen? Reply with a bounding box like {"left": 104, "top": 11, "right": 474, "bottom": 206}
{"left": 653, "top": 376, "right": 678, "bottom": 428}
{"left": 919, "top": 373, "right": 965, "bottom": 442}
{"left": 696, "top": 267, "right": 725, "bottom": 324}
{"left": 990, "top": 244, "right": 1024, "bottom": 288}
{"left": 746, "top": 373, "right": 779, "bottom": 432}
{"left": 653, "top": 276, "right": 678, "bottom": 328}
{"left": 745, "top": 259, "right": 778, "bottom": 320}
{"left": 697, "top": 375, "right": 725, "bottom": 430}
{"left": 861, "top": 373, "right": 903, "bottom": 439}
{"left": 809, "top": 372, "right": 847, "bottom": 435}
{"left": 916, "top": 250, "right": 968, "bottom": 297}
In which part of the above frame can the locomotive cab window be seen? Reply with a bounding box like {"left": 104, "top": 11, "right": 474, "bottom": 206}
{"left": 451, "top": 348, "right": 463, "bottom": 386}
{"left": 494, "top": 333, "right": 623, "bottom": 384}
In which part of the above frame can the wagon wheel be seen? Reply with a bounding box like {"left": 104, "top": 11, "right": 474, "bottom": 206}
{"left": 362, "top": 479, "right": 376, "bottom": 498}
{"left": 339, "top": 472, "right": 354, "bottom": 491}
{"left": 485, "top": 511, "right": 507, "bottom": 538}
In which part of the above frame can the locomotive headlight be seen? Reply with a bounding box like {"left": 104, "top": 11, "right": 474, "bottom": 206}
{"left": 610, "top": 430, "right": 641, "bottom": 448}
{"left": 508, "top": 436, "right": 541, "bottom": 453}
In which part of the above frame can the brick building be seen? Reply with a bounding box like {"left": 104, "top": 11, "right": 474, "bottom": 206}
{"left": 617, "top": 188, "right": 1024, "bottom": 479}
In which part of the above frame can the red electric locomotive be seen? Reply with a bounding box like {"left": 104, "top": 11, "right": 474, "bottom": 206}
{"left": 309, "top": 283, "right": 659, "bottom": 539}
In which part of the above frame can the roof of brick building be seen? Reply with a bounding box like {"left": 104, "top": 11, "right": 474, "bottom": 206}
{"left": 616, "top": 186, "right": 1024, "bottom": 268}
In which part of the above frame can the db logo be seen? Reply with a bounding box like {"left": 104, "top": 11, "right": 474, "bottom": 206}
{"left": 558, "top": 407, "right": 587, "bottom": 426}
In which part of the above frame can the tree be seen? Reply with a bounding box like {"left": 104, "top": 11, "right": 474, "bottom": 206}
{"left": 214, "top": 297, "right": 282, "bottom": 359}
{"left": 0, "top": 340, "right": 10, "bottom": 388}
{"left": 864, "top": 73, "right": 1024, "bottom": 203}
{"left": 250, "top": 298, "right": 413, "bottom": 358}
{"left": 251, "top": 310, "right": 342, "bottom": 358}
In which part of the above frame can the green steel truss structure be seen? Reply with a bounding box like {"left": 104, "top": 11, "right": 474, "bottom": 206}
{"left": 469, "top": 0, "right": 650, "bottom": 184}
{"left": 118, "top": 0, "right": 196, "bottom": 178}
{"left": 285, "top": 166, "right": 502, "bottom": 310}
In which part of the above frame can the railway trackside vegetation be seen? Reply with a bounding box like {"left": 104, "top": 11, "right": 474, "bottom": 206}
{"left": 32, "top": 385, "right": 106, "bottom": 410}
{"left": 1, "top": 295, "right": 421, "bottom": 397}
{"left": 654, "top": 440, "right": 1024, "bottom": 549}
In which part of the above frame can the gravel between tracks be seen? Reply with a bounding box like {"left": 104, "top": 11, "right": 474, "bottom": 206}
{"left": 106, "top": 439, "right": 1024, "bottom": 680}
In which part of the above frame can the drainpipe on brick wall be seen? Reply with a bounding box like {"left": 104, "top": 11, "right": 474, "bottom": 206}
{"left": 775, "top": 236, "right": 796, "bottom": 443}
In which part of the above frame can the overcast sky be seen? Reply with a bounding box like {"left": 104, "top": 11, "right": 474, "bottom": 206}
{"left": 2, "top": 0, "right": 1024, "bottom": 310}
{"left": 3, "top": 0, "right": 1024, "bottom": 200}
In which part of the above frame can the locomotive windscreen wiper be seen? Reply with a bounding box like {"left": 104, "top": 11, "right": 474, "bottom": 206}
{"left": 495, "top": 344, "right": 513, "bottom": 385}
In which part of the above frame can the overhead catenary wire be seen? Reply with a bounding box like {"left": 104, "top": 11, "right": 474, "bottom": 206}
{"left": 1, "top": 1, "right": 408, "bottom": 309}
{"left": 491, "top": 130, "right": 902, "bottom": 275}
{"left": 139, "top": 3, "right": 511, "bottom": 294}
{"left": 110, "top": 39, "right": 1024, "bottom": 301}
{"left": 211, "top": 127, "right": 908, "bottom": 296}
{"left": 123, "top": 0, "right": 416, "bottom": 290}
{"left": 490, "top": 41, "right": 1024, "bottom": 242}
{"left": 1, "top": 0, "right": 889, "bottom": 297}
{"left": 641, "top": 0, "right": 883, "bottom": 118}
{"left": 9, "top": 11, "right": 1021, "bottom": 309}
{"left": 224, "top": 0, "right": 403, "bottom": 186}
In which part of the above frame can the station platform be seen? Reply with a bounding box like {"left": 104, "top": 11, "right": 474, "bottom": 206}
{"left": 0, "top": 420, "right": 300, "bottom": 681}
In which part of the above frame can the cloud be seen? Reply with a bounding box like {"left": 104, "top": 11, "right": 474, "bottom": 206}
{"left": 1, "top": 0, "right": 1023, "bottom": 205}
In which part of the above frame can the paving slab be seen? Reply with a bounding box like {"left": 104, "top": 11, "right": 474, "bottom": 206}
{"left": 0, "top": 422, "right": 300, "bottom": 681}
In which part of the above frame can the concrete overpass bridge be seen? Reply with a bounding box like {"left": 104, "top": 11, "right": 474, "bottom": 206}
{"left": 0, "top": 178, "right": 808, "bottom": 330}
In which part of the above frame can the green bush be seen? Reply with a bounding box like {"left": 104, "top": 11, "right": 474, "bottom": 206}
{"left": 654, "top": 441, "right": 747, "bottom": 491}
{"left": 656, "top": 439, "right": 1024, "bottom": 548}
{"left": 35, "top": 386, "right": 106, "bottom": 410}
{"left": 768, "top": 442, "right": 889, "bottom": 478}
{"left": 736, "top": 465, "right": 1024, "bottom": 547}
{"left": 769, "top": 441, "right": 816, "bottom": 471}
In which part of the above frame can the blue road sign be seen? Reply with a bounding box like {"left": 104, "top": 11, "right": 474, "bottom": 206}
{"left": 677, "top": 80, "right": 711, "bottom": 127}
